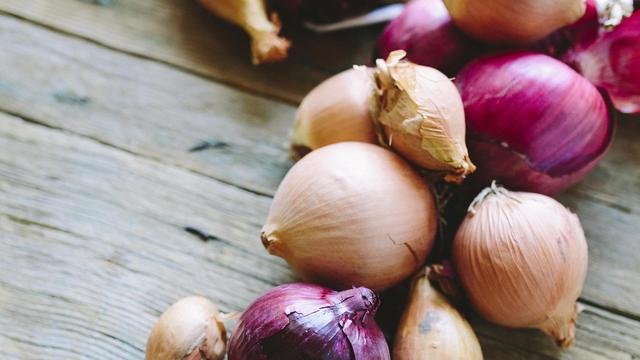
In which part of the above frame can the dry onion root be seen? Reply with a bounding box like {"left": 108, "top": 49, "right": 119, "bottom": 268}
{"left": 145, "top": 296, "right": 227, "bottom": 360}
{"left": 453, "top": 183, "right": 588, "bottom": 348}
{"left": 262, "top": 142, "right": 438, "bottom": 291}
{"left": 198, "top": 0, "right": 291, "bottom": 64}
{"left": 443, "top": 0, "right": 586, "bottom": 44}
{"left": 290, "top": 51, "right": 475, "bottom": 183}
{"left": 394, "top": 267, "right": 483, "bottom": 359}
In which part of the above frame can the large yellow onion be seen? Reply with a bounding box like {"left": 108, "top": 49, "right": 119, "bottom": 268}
{"left": 290, "top": 68, "right": 377, "bottom": 160}
{"left": 145, "top": 296, "right": 227, "bottom": 360}
{"left": 394, "top": 268, "right": 483, "bottom": 359}
{"left": 443, "top": 0, "right": 586, "bottom": 44}
{"left": 452, "top": 183, "right": 588, "bottom": 348}
{"left": 262, "top": 142, "right": 438, "bottom": 291}
{"left": 375, "top": 50, "right": 475, "bottom": 183}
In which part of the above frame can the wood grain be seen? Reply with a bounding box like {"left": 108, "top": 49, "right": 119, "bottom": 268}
{"left": 1, "top": 113, "right": 639, "bottom": 359}
{"left": 1, "top": 14, "right": 639, "bottom": 318}
{"left": 0, "top": 0, "right": 382, "bottom": 103}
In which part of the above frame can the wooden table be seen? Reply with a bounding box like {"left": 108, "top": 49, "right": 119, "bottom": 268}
{"left": 0, "top": 1, "right": 638, "bottom": 359}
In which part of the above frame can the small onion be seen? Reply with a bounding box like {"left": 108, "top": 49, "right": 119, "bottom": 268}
{"left": 227, "top": 283, "right": 390, "bottom": 359}
{"left": 145, "top": 296, "right": 226, "bottom": 360}
{"left": 375, "top": 50, "right": 476, "bottom": 183}
{"left": 290, "top": 67, "right": 377, "bottom": 160}
{"left": 453, "top": 183, "right": 588, "bottom": 348}
{"left": 565, "top": 10, "right": 640, "bottom": 114}
{"left": 394, "top": 268, "right": 483, "bottom": 359}
{"left": 377, "top": 0, "right": 486, "bottom": 76}
{"left": 455, "top": 51, "right": 614, "bottom": 195}
{"left": 443, "top": 0, "right": 586, "bottom": 44}
{"left": 262, "top": 142, "right": 438, "bottom": 291}
{"left": 199, "top": 0, "right": 290, "bottom": 64}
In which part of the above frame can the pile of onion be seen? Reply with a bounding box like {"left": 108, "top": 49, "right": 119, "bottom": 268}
{"left": 227, "top": 283, "right": 390, "bottom": 359}
{"left": 291, "top": 51, "right": 475, "bottom": 182}
{"left": 455, "top": 51, "right": 614, "bottom": 195}
{"left": 453, "top": 183, "right": 588, "bottom": 348}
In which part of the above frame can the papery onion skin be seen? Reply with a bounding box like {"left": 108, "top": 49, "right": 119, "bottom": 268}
{"left": 377, "top": 0, "right": 486, "bottom": 76}
{"left": 453, "top": 184, "right": 588, "bottom": 348}
{"left": 566, "top": 11, "right": 640, "bottom": 114}
{"left": 393, "top": 269, "right": 483, "bottom": 360}
{"left": 443, "top": 0, "right": 586, "bottom": 44}
{"left": 290, "top": 68, "right": 377, "bottom": 160}
{"left": 199, "top": 0, "right": 290, "bottom": 64}
{"left": 455, "top": 51, "right": 614, "bottom": 195}
{"left": 227, "top": 283, "right": 390, "bottom": 359}
{"left": 375, "top": 51, "right": 476, "bottom": 183}
{"left": 145, "top": 296, "right": 226, "bottom": 360}
{"left": 262, "top": 142, "right": 438, "bottom": 291}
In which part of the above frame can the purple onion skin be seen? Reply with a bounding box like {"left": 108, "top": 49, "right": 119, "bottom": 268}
{"left": 455, "top": 51, "right": 614, "bottom": 195}
{"left": 228, "top": 283, "right": 390, "bottom": 360}
{"left": 565, "top": 11, "right": 640, "bottom": 114}
{"left": 377, "top": 0, "right": 486, "bottom": 76}
{"left": 271, "top": 0, "right": 383, "bottom": 24}
{"left": 535, "top": 0, "right": 600, "bottom": 58}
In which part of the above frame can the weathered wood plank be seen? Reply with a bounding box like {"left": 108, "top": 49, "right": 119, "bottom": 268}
{"left": 1, "top": 15, "right": 639, "bottom": 318}
{"left": 0, "top": 0, "right": 381, "bottom": 103}
{"left": 1, "top": 113, "right": 639, "bottom": 359}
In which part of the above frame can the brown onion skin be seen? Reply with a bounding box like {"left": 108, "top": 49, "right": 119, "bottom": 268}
{"left": 394, "top": 270, "right": 483, "bottom": 359}
{"left": 455, "top": 51, "right": 614, "bottom": 195}
{"left": 262, "top": 142, "right": 438, "bottom": 291}
{"left": 453, "top": 186, "right": 588, "bottom": 348}
{"left": 443, "top": 0, "right": 586, "bottom": 44}
{"left": 227, "top": 283, "right": 390, "bottom": 359}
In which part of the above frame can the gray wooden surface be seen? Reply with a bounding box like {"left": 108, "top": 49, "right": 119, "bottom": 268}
{"left": 0, "top": 1, "right": 638, "bottom": 359}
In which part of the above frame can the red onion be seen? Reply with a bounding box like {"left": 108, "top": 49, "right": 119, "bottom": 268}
{"left": 455, "top": 51, "right": 614, "bottom": 195}
{"left": 564, "top": 11, "right": 640, "bottom": 114}
{"left": 377, "top": 0, "right": 486, "bottom": 75}
{"left": 228, "top": 283, "right": 390, "bottom": 359}
{"left": 536, "top": 0, "right": 600, "bottom": 58}
{"left": 271, "top": 0, "right": 384, "bottom": 23}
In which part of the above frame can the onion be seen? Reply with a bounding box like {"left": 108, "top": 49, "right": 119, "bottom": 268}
{"left": 199, "top": 0, "right": 290, "bottom": 64}
{"left": 536, "top": 0, "right": 601, "bottom": 58}
{"left": 565, "top": 10, "right": 640, "bottom": 114}
{"left": 377, "top": 0, "right": 486, "bottom": 76}
{"left": 271, "top": 0, "right": 385, "bottom": 24}
{"left": 227, "top": 283, "right": 390, "bottom": 359}
{"left": 393, "top": 267, "right": 483, "bottom": 359}
{"left": 453, "top": 183, "right": 588, "bottom": 348}
{"left": 443, "top": 0, "right": 586, "bottom": 44}
{"left": 262, "top": 142, "right": 438, "bottom": 291}
{"left": 455, "top": 51, "right": 614, "bottom": 195}
{"left": 290, "top": 67, "right": 377, "bottom": 160}
{"left": 145, "top": 296, "right": 226, "bottom": 360}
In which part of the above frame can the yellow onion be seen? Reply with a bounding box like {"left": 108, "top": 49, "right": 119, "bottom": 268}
{"left": 443, "top": 0, "right": 586, "bottom": 44}
{"left": 199, "top": 0, "right": 290, "bottom": 64}
{"left": 262, "top": 142, "right": 438, "bottom": 291}
{"left": 145, "top": 296, "right": 226, "bottom": 360}
{"left": 290, "top": 67, "right": 378, "bottom": 160}
{"left": 394, "top": 267, "right": 483, "bottom": 360}
{"left": 375, "top": 50, "right": 475, "bottom": 183}
{"left": 452, "top": 183, "right": 588, "bottom": 348}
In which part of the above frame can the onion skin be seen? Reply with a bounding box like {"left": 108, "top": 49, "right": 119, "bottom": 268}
{"left": 290, "top": 68, "right": 377, "bottom": 160}
{"left": 377, "top": 0, "right": 486, "bottom": 76}
{"left": 453, "top": 184, "right": 588, "bottom": 348}
{"left": 262, "top": 142, "right": 438, "bottom": 291}
{"left": 375, "top": 51, "right": 476, "bottom": 183}
{"left": 199, "top": 0, "right": 290, "bottom": 64}
{"left": 443, "top": 0, "right": 586, "bottom": 44}
{"left": 566, "top": 11, "right": 640, "bottom": 114}
{"left": 455, "top": 51, "right": 614, "bottom": 195}
{"left": 227, "top": 283, "right": 390, "bottom": 359}
{"left": 145, "top": 296, "right": 226, "bottom": 360}
{"left": 394, "top": 269, "right": 483, "bottom": 359}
